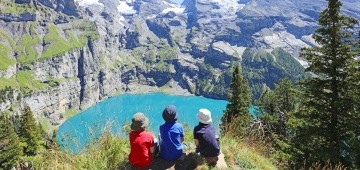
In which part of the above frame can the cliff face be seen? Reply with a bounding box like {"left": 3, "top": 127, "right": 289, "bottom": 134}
{"left": 0, "top": 0, "right": 358, "bottom": 126}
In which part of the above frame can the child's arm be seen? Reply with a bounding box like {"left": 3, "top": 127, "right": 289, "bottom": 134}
{"left": 180, "top": 125, "right": 185, "bottom": 143}
{"left": 194, "top": 139, "right": 199, "bottom": 146}
{"left": 150, "top": 146, "right": 155, "bottom": 153}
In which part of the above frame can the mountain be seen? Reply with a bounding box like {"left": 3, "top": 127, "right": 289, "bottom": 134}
{"left": 0, "top": 0, "right": 359, "bottom": 125}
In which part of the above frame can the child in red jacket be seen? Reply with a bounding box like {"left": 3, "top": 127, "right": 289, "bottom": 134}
{"left": 129, "top": 112, "right": 154, "bottom": 169}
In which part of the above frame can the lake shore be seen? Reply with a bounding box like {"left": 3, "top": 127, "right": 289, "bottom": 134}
{"left": 53, "top": 82, "right": 193, "bottom": 132}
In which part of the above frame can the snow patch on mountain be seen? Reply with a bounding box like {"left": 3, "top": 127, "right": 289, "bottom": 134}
{"left": 162, "top": 7, "right": 185, "bottom": 14}
{"left": 117, "top": 0, "right": 136, "bottom": 15}
{"left": 253, "top": 22, "right": 310, "bottom": 56}
{"left": 194, "top": 0, "right": 245, "bottom": 19}
{"left": 212, "top": 41, "right": 247, "bottom": 59}
{"left": 210, "top": 0, "right": 245, "bottom": 15}
{"left": 75, "top": 0, "right": 103, "bottom": 7}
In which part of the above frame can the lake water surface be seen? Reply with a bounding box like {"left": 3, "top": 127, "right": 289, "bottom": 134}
{"left": 57, "top": 93, "right": 256, "bottom": 152}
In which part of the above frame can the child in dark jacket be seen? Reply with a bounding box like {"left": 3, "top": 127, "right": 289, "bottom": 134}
{"left": 193, "top": 109, "right": 220, "bottom": 166}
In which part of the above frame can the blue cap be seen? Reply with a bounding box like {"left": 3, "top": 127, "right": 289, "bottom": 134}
{"left": 162, "top": 105, "right": 178, "bottom": 122}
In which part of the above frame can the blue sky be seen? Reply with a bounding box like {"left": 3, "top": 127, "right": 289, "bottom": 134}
{"left": 170, "top": 0, "right": 184, "bottom": 5}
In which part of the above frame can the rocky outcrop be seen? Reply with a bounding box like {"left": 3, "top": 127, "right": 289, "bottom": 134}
{"left": 23, "top": 79, "right": 81, "bottom": 125}
{"left": 0, "top": 65, "right": 16, "bottom": 79}
{"left": 37, "top": 0, "right": 80, "bottom": 17}
{"left": 0, "top": 0, "right": 359, "bottom": 127}
{"left": 0, "top": 13, "right": 36, "bottom": 22}
{"left": 15, "top": 0, "right": 31, "bottom": 4}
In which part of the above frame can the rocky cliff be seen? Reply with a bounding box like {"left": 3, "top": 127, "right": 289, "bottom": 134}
{"left": 0, "top": 0, "right": 359, "bottom": 127}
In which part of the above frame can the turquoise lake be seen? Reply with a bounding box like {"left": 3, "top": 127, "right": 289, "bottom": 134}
{"left": 57, "top": 93, "right": 258, "bottom": 152}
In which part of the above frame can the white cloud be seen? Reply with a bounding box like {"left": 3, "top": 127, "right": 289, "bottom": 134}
{"left": 75, "top": 0, "right": 103, "bottom": 7}
{"left": 117, "top": 0, "right": 137, "bottom": 15}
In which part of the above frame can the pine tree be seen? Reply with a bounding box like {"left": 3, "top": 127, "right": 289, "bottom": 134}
{"left": 257, "top": 78, "right": 298, "bottom": 138}
{"left": 256, "top": 86, "right": 276, "bottom": 116}
{"left": 342, "top": 31, "right": 360, "bottom": 168}
{"left": 292, "top": 0, "right": 359, "bottom": 167}
{"left": 50, "top": 129, "right": 59, "bottom": 148}
{"left": 221, "top": 65, "right": 252, "bottom": 135}
{"left": 0, "top": 114, "right": 22, "bottom": 170}
{"left": 274, "top": 78, "right": 297, "bottom": 113}
{"left": 19, "top": 107, "right": 42, "bottom": 156}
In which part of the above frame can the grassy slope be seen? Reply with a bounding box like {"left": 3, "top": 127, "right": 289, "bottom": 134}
{"left": 16, "top": 23, "right": 41, "bottom": 65}
{"left": 29, "top": 130, "right": 277, "bottom": 170}
{"left": 0, "top": 42, "right": 16, "bottom": 71}
{"left": 0, "top": 0, "right": 35, "bottom": 14}
{"left": 221, "top": 137, "right": 277, "bottom": 170}
{"left": 0, "top": 19, "right": 99, "bottom": 91}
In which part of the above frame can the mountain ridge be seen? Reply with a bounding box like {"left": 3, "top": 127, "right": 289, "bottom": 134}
{"left": 0, "top": 0, "right": 359, "bottom": 126}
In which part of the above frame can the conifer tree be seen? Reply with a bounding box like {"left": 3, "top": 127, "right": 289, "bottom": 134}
{"left": 257, "top": 78, "right": 298, "bottom": 137}
{"left": 221, "top": 65, "right": 252, "bottom": 135}
{"left": 274, "top": 78, "right": 296, "bottom": 113}
{"left": 50, "top": 129, "right": 59, "bottom": 148}
{"left": 342, "top": 31, "right": 360, "bottom": 168}
{"left": 292, "top": 0, "right": 359, "bottom": 167}
{"left": 256, "top": 86, "right": 276, "bottom": 115}
{"left": 19, "top": 107, "right": 42, "bottom": 156}
{"left": 0, "top": 114, "right": 22, "bottom": 170}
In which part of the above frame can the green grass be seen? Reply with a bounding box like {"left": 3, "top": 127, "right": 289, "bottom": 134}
{"left": 157, "top": 46, "right": 178, "bottom": 60}
{"left": 64, "top": 109, "right": 80, "bottom": 119}
{"left": 17, "top": 71, "right": 46, "bottom": 93}
{"left": 0, "top": 1, "right": 35, "bottom": 15}
{"left": 0, "top": 42, "right": 16, "bottom": 70}
{"left": 0, "top": 71, "right": 59, "bottom": 92}
{"left": 26, "top": 134, "right": 278, "bottom": 170}
{"left": 67, "top": 31, "right": 86, "bottom": 48}
{"left": 42, "top": 24, "right": 73, "bottom": 60}
{"left": 1, "top": 21, "right": 99, "bottom": 65}
{"left": 38, "top": 114, "right": 53, "bottom": 132}
{"left": 42, "top": 23, "right": 99, "bottom": 60}
{"left": 23, "top": 123, "right": 278, "bottom": 170}
{"left": 0, "top": 77, "right": 18, "bottom": 90}
{"left": 70, "top": 20, "right": 99, "bottom": 41}
{"left": 221, "top": 137, "right": 278, "bottom": 170}
{"left": 28, "top": 134, "right": 130, "bottom": 170}
{"left": 0, "top": 29, "right": 16, "bottom": 49}
{"left": 131, "top": 46, "right": 146, "bottom": 63}
{"left": 15, "top": 22, "right": 41, "bottom": 64}
{"left": 16, "top": 33, "right": 41, "bottom": 64}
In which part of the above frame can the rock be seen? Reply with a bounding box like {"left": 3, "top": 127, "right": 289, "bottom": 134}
{"left": 0, "top": 12, "right": 36, "bottom": 22}
{"left": 15, "top": 0, "right": 31, "bottom": 4}
{"left": 37, "top": 0, "right": 80, "bottom": 17}
{"left": 216, "top": 152, "right": 228, "bottom": 169}
{"left": 0, "top": 64, "right": 16, "bottom": 78}
{"left": 23, "top": 79, "right": 81, "bottom": 125}
{"left": 1, "top": 0, "right": 359, "bottom": 128}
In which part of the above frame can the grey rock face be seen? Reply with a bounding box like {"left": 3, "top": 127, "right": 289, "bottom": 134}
{"left": 0, "top": 65, "right": 16, "bottom": 79}
{"left": 23, "top": 79, "right": 81, "bottom": 125}
{"left": 15, "top": 0, "right": 31, "bottom": 4}
{"left": 0, "top": 13, "right": 36, "bottom": 22}
{"left": 0, "top": 0, "right": 359, "bottom": 127}
{"left": 37, "top": 0, "right": 81, "bottom": 17}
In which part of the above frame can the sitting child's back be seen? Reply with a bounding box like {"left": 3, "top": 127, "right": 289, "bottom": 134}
{"left": 159, "top": 105, "right": 184, "bottom": 161}
{"left": 128, "top": 112, "right": 154, "bottom": 169}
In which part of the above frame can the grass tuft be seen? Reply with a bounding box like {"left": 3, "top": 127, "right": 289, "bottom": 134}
{"left": 28, "top": 134, "right": 129, "bottom": 170}
{"left": 64, "top": 109, "right": 81, "bottom": 119}
{"left": 221, "top": 136, "right": 278, "bottom": 170}
{"left": 0, "top": 42, "right": 16, "bottom": 70}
